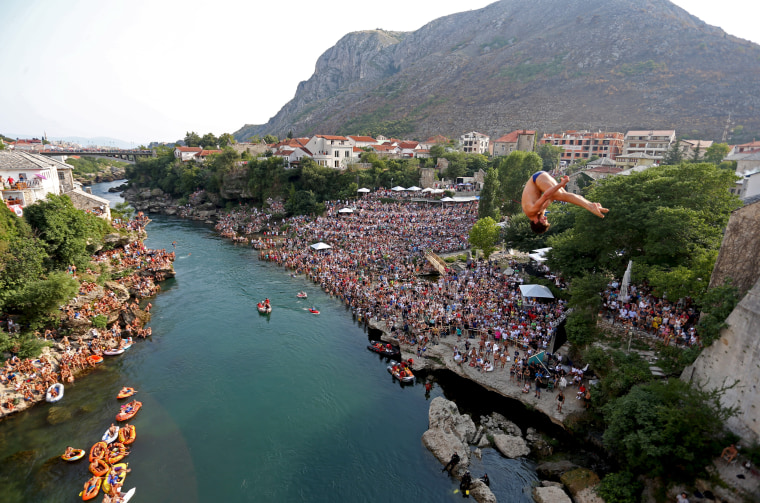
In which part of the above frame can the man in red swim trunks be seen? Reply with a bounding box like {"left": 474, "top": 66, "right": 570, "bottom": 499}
{"left": 522, "top": 171, "right": 608, "bottom": 233}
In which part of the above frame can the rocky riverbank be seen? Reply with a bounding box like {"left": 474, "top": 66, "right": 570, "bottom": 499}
{"left": 122, "top": 186, "right": 221, "bottom": 222}
{"left": 424, "top": 397, "right": 603, "bottom": 503}
{"left": 0, "top": 226, "right": 175, "bottom": 421}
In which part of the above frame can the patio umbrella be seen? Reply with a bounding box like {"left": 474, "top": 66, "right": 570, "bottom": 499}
{"left": 391, "top": 186, "right": 406, "bottom": 191}
{"left": 406, "top": 186, "right": 422, "bottom": 191}
{"left": 309, "top": 242, "right": 332, "bottom": 250}
{"left": 357, "top": 188, "right": 370, "bottom": 193}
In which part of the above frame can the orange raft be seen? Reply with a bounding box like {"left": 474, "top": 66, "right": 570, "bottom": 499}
{"left": 118, "top": 424, "right": 136, "bottom": 445}
{"left": 116, "top": 400, "right": 142, "bottom": 421}
{"left": 81, "top": 476, "right": 102, "bottom": 501}
{"left": 87, "top": 355, "right": 103, "bottom": 365}
{"left": 89, "top": 457, "right": 110, "bottom": 477}
{"left": 117, "top": 387, "right": 137, "bottom": 399}
{"left": 89, "top": 441, "right": 107, "bottom": 463}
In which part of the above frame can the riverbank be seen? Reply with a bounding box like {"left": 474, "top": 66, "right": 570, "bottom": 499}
{"left": 0, "top": 221, "right": 175, "bottom": 420}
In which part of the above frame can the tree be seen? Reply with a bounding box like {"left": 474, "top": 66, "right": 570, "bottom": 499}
{"left": 704, "top": 142, "right": 731, "bottom": 164}
{"left": 536, "top": 143, "right": 563, "bottom": 172}
{"left": 429, "top": 144, "right": 445, "bottom": 159}
{"left": 8, "top": 271, "right": 79, "bottom": 322}
{"left": 690, "top": 141, "right": 702, "bottom": 163}
{"left": 23, "top": 194, "right": 110, "bottom": 270}
{"left": 200, "top": 133, "right": 218, "bottom": 149}
{"left": 184, "top": 131, "right": 201, "bottom": 147}
{"left": 478, "top": 168, "right": 501, "bottom": 221}
{"left": 218, "top": 133, "right": 235, "bottom": 147}
{"left": 602, "top": 379, "right": 735, "bottom": 480}
{"left": 287, "top": 130, "right": 294, "bottom": 139}
{"left": 285, "top": 190, "right": 324, "bottom": 216}
{"left": 662, "top": 138, "right": 684, "bottom": 165}
{"left": 546, "top": 163, "right": 741, "bottom": 297}
{"left": 468, "top": 217, "right": 500, "bottom": 259}
{"left": 263, "top": 134, "right": 279, "bottom": 144}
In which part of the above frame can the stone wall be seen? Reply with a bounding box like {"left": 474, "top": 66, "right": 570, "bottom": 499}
{"left": 66, "top": 188, "right": 111, "bottom": 220}
{"left": 682, "top": 276, "right": 760, "bottom": 445}
{"left": 709, "top": 199, "right": 760, "bottom": 297}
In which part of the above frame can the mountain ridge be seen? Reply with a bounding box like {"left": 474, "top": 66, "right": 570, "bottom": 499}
{"left": 234, "top": 0, "right": 760, "bottom": 142}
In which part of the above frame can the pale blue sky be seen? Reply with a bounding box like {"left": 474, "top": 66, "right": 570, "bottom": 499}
{"left": 1, "top": 0, "right": 757, "bottom": 145}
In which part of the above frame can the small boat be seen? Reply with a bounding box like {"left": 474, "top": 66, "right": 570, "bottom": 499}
{"left": 116, "top": 400, "right": 142, "bottom": 421}
{"left": 308, "top": 308, "right": 320, "bottom": 315}
{"left": 103, "top": 347, "right": 125, "bottom": 356}
{"left": 117, "top": 387, "right": 137, "bottom": 399}
{"left": 119, "top": 424, "right": 136, "bottom": 445}
{"left": 89, "top": 441, "right": 107, "bottom": 462}
{"left": 367, "top": 340, "right": 401, "bottom": 358}
{"left": 102, "top": 425, "right": 120, "bottom": 444}
{"left": 61, "top": 448, "right": 85, "bottom": 462}
{"left": 80, "top": 476, "right": 102, "bottom": 501}
{"left": 87, "top": 355, "right": 103, "bottom": 365}
{"left": 46, "top": 383, "right": 64, "bottom": 402}
{"left": 103, "top": 463, "right": 129, "bottom": 496}
{"left": 122, "top": 337, "right": 134, "bottom": 350}
{"left": 107, "top": 442, "right": 128, "bottom": 464}
{"left": 388, "top": 361, "right": 415, "bottom": 383}
{"left": 257, "top": 302, "right": 272, "bottom": 314}
{"left": 120, "top": 487, "right": 136, "bottom": 503}
{"left": 89, "top": 457, "right": 110, "bottom": 477}
{"left": 296, "top": 291, "right": 308, "bottom": 298}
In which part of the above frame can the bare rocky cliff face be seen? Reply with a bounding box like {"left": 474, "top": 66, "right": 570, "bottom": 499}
{"left": 235, "top": 0, "right": 760, "bottom": 141}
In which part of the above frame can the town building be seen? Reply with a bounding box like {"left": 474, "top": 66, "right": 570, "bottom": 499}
{"left": 492, "top": 130, "right": 536, "bottom": 156}
{"left": 680, "top": 139, "right": 713, "bottom": 160}
{"left": 460, "top": 132, "right": 489, "bottom": 155}
{"left": 539, "top": 131, "right": 624, "bottom": 164}
{"left": 565, "top": 159, "right": 622, "bottom": 194}
{"left": 622, "top": 130, "right": 676, "bottom": 161}
{"left": 303, "top": 135, "right": 353, "bottom": 168}
{"left": 1, "top": 151, "right": 109, "bottom": 218}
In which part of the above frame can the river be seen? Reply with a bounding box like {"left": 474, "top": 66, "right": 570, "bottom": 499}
{"left": 0, "top": 180, "right": 539, "bottom": 502}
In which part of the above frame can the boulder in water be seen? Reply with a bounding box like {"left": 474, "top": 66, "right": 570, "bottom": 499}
{"left": 492, "top": 433, "right": 530, "bottom": 458}
{"left": 533, "top": 485, "right": 572, "bottom": 503}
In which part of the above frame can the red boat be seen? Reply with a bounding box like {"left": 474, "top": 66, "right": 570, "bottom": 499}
{"left": 116, "top": 400, "right": 142, "bottom": 421}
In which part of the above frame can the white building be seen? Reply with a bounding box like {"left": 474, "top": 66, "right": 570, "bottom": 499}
{"left": 460, "top": 131, "right": 490, "bottom": 155}
{"left": 303, "top": 135, "right": 353, "bottom": 169}
{"left": 622, "top": 130, "right": 676, "bottom": 161}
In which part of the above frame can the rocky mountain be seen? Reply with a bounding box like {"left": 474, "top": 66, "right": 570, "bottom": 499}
{"left": 234, "top": 0, "right": 760, "bottom": 142}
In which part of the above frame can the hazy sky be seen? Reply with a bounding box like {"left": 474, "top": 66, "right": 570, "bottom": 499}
{"left": 1, "top": 0, "right": 758, "bottom": 145}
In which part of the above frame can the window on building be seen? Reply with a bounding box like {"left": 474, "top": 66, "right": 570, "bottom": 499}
{"left": 334, "top": 161, "right": 340, "bottom": 168}
{"left": 345, "top": 151, "right": 349, "bottom": 157}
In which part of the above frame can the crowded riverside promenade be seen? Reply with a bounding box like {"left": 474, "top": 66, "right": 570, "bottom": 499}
{"left": 0, "top": 216, "right": 175, "bottom": 420}
{"left": 212, "top": 195, "right": 592, "bottom": 423}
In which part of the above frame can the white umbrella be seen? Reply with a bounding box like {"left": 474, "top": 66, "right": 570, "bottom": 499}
{"left": 440, "top": 197, "right": 454, "bottom": 202}
{"left": 620, "top": 260, "right": 633, "bottom": 301}
{"left": 406, "top": 186, "right": 422, "bottom": 191}
{"left": 338, "top": 208, "right": 354, "bottom": 213}
{"left": 391, "top": 186, "right": 406, "bottom": 191}
{"left": 421, "top": 187, "right": 434, "bottom": 193}
{"left": 310, "top": 242, "right": 332, "bottom": 250}
{"left": 519, "top": 284, "right": 554, "bottom": 299}
{"left": 357, "top": 188, "right": 370, "bottom": 193}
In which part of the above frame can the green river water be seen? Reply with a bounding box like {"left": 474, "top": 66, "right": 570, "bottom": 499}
{"left": 0, "top": 181, "right": 540, "bottom": 502}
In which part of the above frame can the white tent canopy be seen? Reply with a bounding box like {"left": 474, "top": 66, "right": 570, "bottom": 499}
{"left": 338, "top": 208, "right": 354, "bottom": 213}
{"left": 421, "top": 187, "right": 434, "bottom": 193}
{"left": 357, "top": 187, "right": 370, "bottom": 193}
{"left": 519, "top": 284, "right": 555, "bottom": 299}
{"left": 406, "top": 186, "right": 422, "bottom": 191}
{"left": 310, "top": 242, "right": 332, "bottom": 250}
{"left": 391, "top": 186, "right": 406, "bottom": 191}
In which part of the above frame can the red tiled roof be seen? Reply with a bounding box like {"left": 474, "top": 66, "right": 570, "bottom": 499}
{"left": 495, "top": 130, "right": 536, "bottom": 143}
{"left": 353, "top": 147, "right": 364, "bottom": 152}
{"left": 398, "top": 141, "right": 419, "bottom": 149}
{"left": 176, "top": 146, "right": 203, "bottom": 152}
{"left": 316, "top": 135, "right": 349, "bottom": 141}
{"left": 349, "top": 136, "right": 376, "bottom": 143}
{"left": 199, "top": 149, "right": 221, "bottom": 156}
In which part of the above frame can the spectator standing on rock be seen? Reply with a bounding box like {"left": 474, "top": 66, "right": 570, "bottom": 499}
{"left": 557, "top": 390, "right": 565, "bottom": 413}
{"left": 442, "top": 452, "right": 460, "bottom": 474}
